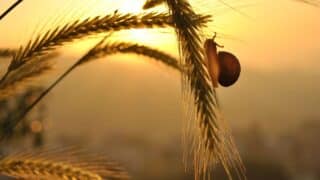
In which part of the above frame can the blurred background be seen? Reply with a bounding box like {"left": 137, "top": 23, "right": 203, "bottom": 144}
{"left": 0, "top": 0, "right": 319, "bottom": 179}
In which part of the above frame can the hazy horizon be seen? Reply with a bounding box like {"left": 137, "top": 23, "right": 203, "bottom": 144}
{"left": 0, "top": 0, "right": 319, "bottom": 179}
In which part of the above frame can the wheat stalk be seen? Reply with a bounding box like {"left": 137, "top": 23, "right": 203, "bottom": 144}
{"left": 143, "top": 0, "right": 166, "bottom": 9}
{"left": 0, "top": 150, "right": 129, "bottom": 180}
{"left": 164, "top": 0, "right": 245, "bottom": 179}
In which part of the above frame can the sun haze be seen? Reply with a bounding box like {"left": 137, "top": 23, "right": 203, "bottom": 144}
{"left": 0, "top": 0, "right": 319, "bottom": 71}
{"left": 0, "top": 1, "right": 319, "bottom": 179}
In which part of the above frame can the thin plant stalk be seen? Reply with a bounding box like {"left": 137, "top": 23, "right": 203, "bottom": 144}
{"left": 0, "top": 40, "right": 180, "bottom": 140}
{"left": 0, "top": 0, "right": 23, "bottom": 21}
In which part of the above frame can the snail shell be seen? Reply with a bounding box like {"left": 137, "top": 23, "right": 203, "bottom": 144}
{"left": 217, "top": 51, "right": 241, "bottom": 87}
{"left": 204, "top": 38, "right": 241, "bottom": 87}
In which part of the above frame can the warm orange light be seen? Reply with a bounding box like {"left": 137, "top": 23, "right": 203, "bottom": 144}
{"left": 30, "top": 120, "right": 43, "bottom": 133}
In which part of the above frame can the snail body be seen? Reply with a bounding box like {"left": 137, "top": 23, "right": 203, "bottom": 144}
{"left": 204, "top": 38, "right": 220, "bottom": 88}
{"left": 204, "top": 34, "right": 241, "bottom": 88}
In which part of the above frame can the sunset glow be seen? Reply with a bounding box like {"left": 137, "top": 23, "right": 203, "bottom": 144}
{"left": 0, "top": 0, "right": 319, "bottom": 70}
{"left": 0, "top": 1, "right": 319, "bottom": 180}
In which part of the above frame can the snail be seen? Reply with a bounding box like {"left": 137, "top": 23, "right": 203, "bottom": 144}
{"left": 204, "top": 33, "right": 241, "bottom": 88}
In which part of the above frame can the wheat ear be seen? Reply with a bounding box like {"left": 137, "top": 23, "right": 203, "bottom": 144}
{"left": 0, "top": 12, "right": 209, "bottom": 84}
{"left": 0, "top": 150, "right": 129, "bottom": 180}
{"left": 2, "top": 12, "right": 171, "bottom": 82}
{"left": 165, "top": 0, "right": 245, "bottom": 179}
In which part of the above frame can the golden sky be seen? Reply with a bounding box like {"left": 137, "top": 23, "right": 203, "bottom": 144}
{"left": 1, "top": 1, "right": 320, "bottom": 170}
{"left": 1, "top": 1, "right": 319, "bottom": 150}
{"left": 0, "top": 0, "right": 319, "bottom": 71}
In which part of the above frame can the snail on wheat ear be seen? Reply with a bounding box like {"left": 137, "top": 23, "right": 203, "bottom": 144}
{"left": 204, "top": 33, "right": 241, "bottom": 88}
